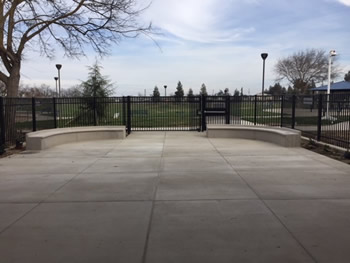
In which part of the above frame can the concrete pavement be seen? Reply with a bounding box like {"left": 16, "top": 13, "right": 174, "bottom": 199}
{"left": 0, "top": 132, "right": 350, "bottom": 263}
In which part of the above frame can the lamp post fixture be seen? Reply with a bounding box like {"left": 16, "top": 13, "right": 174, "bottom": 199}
{"left": 325, "top": 50, "right": 337, "bottom": 119}
{"left": 164, "top": 85, "right": 167, "bottom": 97}
{"left": 54, "top": 77, "right": 58, "bottom": 97}
{"left": 261, "top": 53, "right": 268, "bottom": 96}
{"left": 55, "top": 64, "right": 62, "bottom": 97}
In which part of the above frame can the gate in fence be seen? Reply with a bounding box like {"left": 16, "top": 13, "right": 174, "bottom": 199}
{"left": 128, "top": 96, "right": 201, "bottom": 132}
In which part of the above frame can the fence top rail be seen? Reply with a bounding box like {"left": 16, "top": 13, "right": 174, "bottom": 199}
{"left": 1, "top": 93, "right": 350, "bottom": 100}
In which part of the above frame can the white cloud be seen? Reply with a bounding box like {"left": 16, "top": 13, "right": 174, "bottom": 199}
{"left": 143, "top": 0, "right": 256, "bottom": 43}
{"left": 338, "top": 0, "right": 350, "bottom": 6}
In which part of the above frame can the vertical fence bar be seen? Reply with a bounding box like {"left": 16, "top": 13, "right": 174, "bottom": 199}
{"left": 0, "top": 97, "right": 5, "bottom": 147}
{"left": 225, "top": 96, "right": 230, "bottom": 124}
{"left": 122, "top": 96, "right": 126, "bottom": 126}
{"left": 291, "top": 95, "right": 296, "bottom": 129}
{"left": 32, "top": 97, "right": 37, "bottom": 132}
{"left": 280, "top": 95, "right": 284, "bottom": 127}
{"left": 53, "top": 97, "right": 57, "bottom": 128}
{"left": 93, "top": 97, "right": 97, "bottom": 126}
{"left": 201, "top": 95, "right": 206, "bottom": 131}
{"left": 198, "top": 96, "right": 201, "bottom": 131}
{"left": 317, "top": 94, "right": 323, "bottom": 141}
{"left": 254, "top": 95, "right": 257, "bottom": 126}
{"left": 127, "top": 96, "right": 131, "bottom": 134}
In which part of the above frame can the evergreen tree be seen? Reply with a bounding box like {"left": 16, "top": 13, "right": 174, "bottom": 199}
{"left": 287, "top": 86, "right": 295, "bottom": 95}
{"left": 80, "top": 61, "right": 113, "bottom": 123}
{"left": 153, "top": 86, "right": 160, "bottom": 97}
{"left": 267, "top": 83, "right": 286, "bottom": 95}
{"left": 233, "top": 89, "right": 240, "bottom": 96}
{"left": 200, "top": 83, "right": 208, "bottom": 96}
{"left": 175, "top": 81, "right": 184, "bottom": 99}
{"left": 152, "top": 86, "right": 160, "bottom": 102}
{"left": 187, "top": 88, "right": 194, "bottom": 97}
{"left": 216, "top": 90, "right": 224, "bottom": 96}
{"left": 345, "top": 71, "right": 350, "bottom": 82}
{"left": 81, "top": 62, "right": 113, "bottom": 97}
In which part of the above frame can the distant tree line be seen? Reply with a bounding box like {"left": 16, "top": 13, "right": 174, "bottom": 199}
{"left": 151, "top": 82, "right": 244, "bottom": 98}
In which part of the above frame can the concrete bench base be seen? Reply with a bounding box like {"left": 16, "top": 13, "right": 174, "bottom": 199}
{"left": 26, "top": 126, "right": 126, "bottom": 151}
{"left": 207, "top": 125, "right": 301, "bottom": 147}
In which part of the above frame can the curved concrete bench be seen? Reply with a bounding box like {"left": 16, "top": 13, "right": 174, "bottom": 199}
{"left": 207, "top": 125, "right": 301, "bottom": 147}
{"left": 26, "top": 126, "right": 126, "bottom": 151}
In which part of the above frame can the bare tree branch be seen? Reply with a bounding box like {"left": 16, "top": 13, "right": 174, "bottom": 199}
{"left": 274, "top": 49, "right": 341, "bottom": 88}
{"left": 0, "top": 0, "right": 153, "bottom": 96}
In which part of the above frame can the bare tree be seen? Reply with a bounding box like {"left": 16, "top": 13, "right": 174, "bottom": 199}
{"left": 18, "top": 83, "right": 55, "bottom": 97}
{"left": 0, "top": 0, "right": 152, "bottom": 97}
{"left": 274, "top": 49, "right": 341, "bottom": 92}
{"left": 61, "top": 85, "right": 83, "bottom": 97}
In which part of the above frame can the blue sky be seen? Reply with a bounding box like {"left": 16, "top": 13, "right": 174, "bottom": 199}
{"left": 21, "top": 0, "right": 350, "bottom": 96}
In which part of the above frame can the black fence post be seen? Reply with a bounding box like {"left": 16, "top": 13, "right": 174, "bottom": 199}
{"left": 0, "top": 97, "right": 5, "bottom": 148}
{"left": 198, "top": 95, "right": 201, "bottom": 131}
{"left": 127, "top": 96, "right": 131, "bottom": 134}
{"left": 93, "top": 97, "right": 97, "bottom": 126}
{"left": 291, "top": 95, "right": 296, "bottom": 129}
{"left": 122, "top": 96, "right": 126, "bottom": 126}
{"left": 32, "top": 97, "right": 37, "bottom": 132}
{"left": 201, "top": 95, "right": 206, "bottom": 131}
{"left": 225, "top": 96, "right": 230, "bottom": 124}
{"left": 317, "top": 94, "right": 323, "bottom": 141}
{"left": 254, "top": 95, "right": 257, "bottom": 126}
{"left": 53, "top": 97, "right": 57, "bottom": 128}
{"left": 280, "top": 95, "right": 284, "bottom": 127}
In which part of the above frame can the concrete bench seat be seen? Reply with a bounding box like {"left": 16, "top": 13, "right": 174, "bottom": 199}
{"left": 26, "top": 126, "right": 126, "bottom": 150}
{"left": 207, "top": 125, "right": 301, "bottom": 147}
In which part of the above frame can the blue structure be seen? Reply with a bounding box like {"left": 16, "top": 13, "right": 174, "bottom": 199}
{"left": 311, "top": 81, "right": 350, "bottom": 93}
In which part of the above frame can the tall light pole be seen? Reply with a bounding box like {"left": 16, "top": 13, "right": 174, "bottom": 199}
{"left": 54, "top": 77, "right": 58, "bottom": 97}
{"left": 55, "top": 64, "right": 62, "bottom": 97}
{"left": 261, "top": 53, "right": 268, "bottom": 96}
{"left": 326, "top": 50, "right": 337, "bottom": 119}
{"left": 164, "top": 85, "right": 167, "bottom": 97}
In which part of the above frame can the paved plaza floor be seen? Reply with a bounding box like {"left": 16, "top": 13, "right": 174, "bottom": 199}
{"left": 0, "top": 132, "right": 350, "bottom": 263}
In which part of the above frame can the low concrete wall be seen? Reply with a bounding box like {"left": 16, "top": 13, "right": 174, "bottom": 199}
{"left": 26, "top": 126, "right": 126, "bottom": 151}
{"left": 207, "top": 125, "right": 301, "bottom": 147}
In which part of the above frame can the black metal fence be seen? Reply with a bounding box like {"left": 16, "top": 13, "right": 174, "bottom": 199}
{"left": 1, "top": 94, "right": 349, "bottom": 151}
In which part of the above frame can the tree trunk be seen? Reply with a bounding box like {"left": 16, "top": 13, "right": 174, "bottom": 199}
{"left": 6, "top": 63, "right": 21, "bottom": 97}
{"left": 4, "top": 63, "right": 21, "bottom": 145}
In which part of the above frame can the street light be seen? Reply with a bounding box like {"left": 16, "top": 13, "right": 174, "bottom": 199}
{"left": 326, "top": 50, "right": 337, "bottom": 119}
{"left": 164, "top": 85, "right": 167, "bottom": 97}
{"left": 55, "top": 64, "right": 62, "bottom": 97}
{"left": 261, "top": 53, "right": 268, "bottom": 96}
{"left": 54, "top": 77, "right": 58, "bottom": 97}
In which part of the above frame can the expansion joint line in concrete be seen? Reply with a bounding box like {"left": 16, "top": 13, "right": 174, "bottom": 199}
{"left": 141, "top": 131, "right": 166, "bottom": 263}
{"left": 207, "top": 138, "right": 319, "bottom": 263}
{"left": 0, "top": 157, "right": 102, "bottom": 237}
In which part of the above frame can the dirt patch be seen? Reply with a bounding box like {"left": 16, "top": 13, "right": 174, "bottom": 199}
{"left": 0, "top": 146, "right": 25, "bottom": 159}
{"left": 302, "top": 140, "right": 350, "bottom": 165}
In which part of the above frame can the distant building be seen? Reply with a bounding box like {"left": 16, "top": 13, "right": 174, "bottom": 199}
{"left": 311, "top": 81, "right": 350, "bottom": 94}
